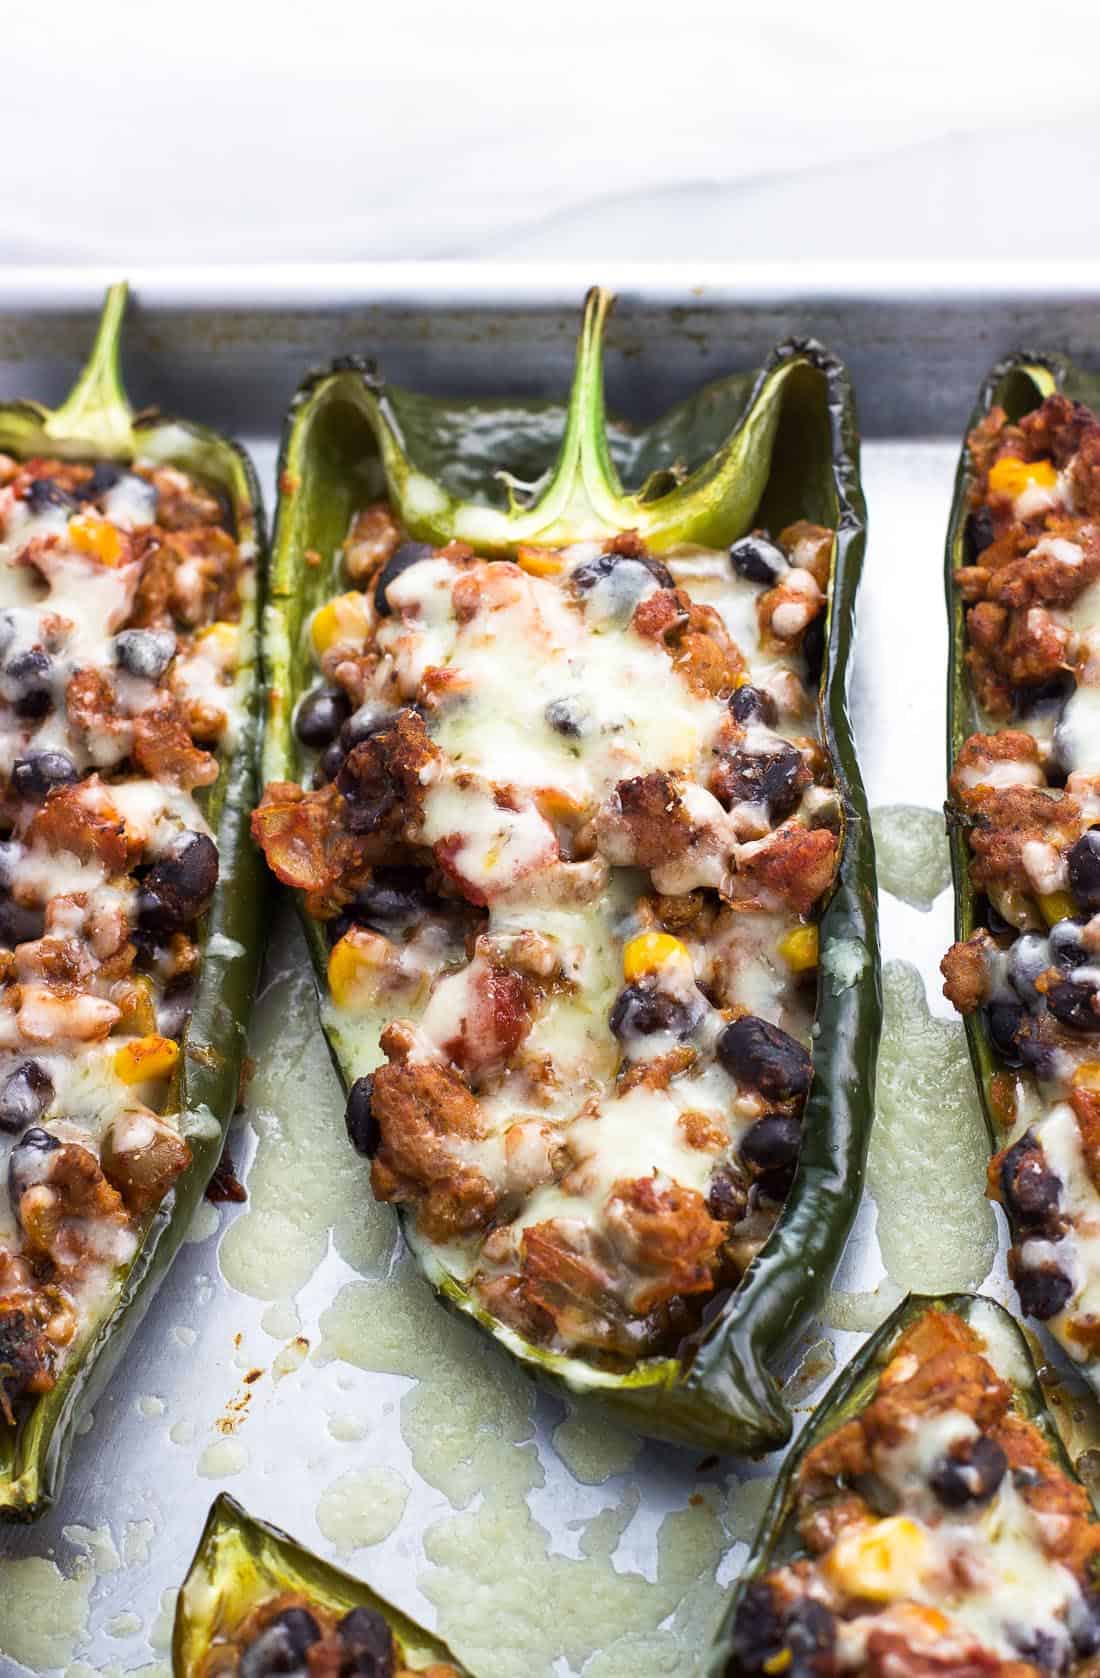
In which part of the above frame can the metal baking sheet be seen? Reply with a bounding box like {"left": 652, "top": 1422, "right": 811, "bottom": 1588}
{"left": 0, "top": 266, "right": 1093, "bottom": 1678}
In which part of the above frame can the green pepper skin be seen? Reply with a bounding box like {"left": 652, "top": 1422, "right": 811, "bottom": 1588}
{"left": 944, "top": 351, "right": 1100, "bottom": 1382}
{"left": 704, "top": 1290, "right": 1085, "bottom": 1677}
{"left": 0, "top": 285, "right": 267, "bottom": 1519}
{"left": 265, "top": 290, "right": 880, "bottom": 1455}
{"left": 174, "top": 1494, "right": 469, "bottom": 1675}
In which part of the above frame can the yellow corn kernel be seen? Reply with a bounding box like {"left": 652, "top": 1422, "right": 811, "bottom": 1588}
{"left": 623, "top": 931, "right": 688, "bottom": 981}
{"left": 893, "top": 1605, "right": 950, "bottom": 1638}
{"left": 328, "top": 927, "right": 390, "bottom": 1011}
{"left": 68, "top": 512, "right": 122, "bottom": 566}
{"left": 114, "top": 1035, "right": 180, "bottom": 1085}
{"left": 778, "top": 925, "right": 819, "bottom": 973}
{"left": 310, "top": 591, "right": 372, "bottom": 656}
{"left": 197, "top": 621, "right": 239, "bottom": 664}
{"left": 824, "top": 1516, "right": 930, "bottom": 1603}
{"left": 987, "top": 455, "right": 1058, "bottom": 500}
{"left": 1040, "top": 890, "right": 1077, "bottom": 927}
{"left": 762, "top": 1654, "right": 791, "bottom": 1676}
{"left": 516, "top": 545, "right": 564, "bottom": 578}
{"left": 1073, "top": 1062, "right": 1100, "bottom": 1092}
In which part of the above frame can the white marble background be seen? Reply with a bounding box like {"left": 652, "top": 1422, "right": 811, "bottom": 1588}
{"left": 4, "top": 0, "right": 1100, "bottom": 265}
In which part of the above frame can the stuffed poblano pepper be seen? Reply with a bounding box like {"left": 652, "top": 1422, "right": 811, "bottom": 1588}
{"left": 941, "top": 361, "right": 1100, "bottom": 1388}
{"left": 174, "top": 1495, "right": 468, "bottom": 1677}
{"left": 711, "top": 1292, "right": 1100, "bottom": 1678}
{"left": 255, "top": 288, "right": 878, "bottom": 1454}
{"left": 0, "top": 284, "right": 264, "bottom": 1517}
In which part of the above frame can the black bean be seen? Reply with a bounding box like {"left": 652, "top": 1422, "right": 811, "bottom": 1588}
{"left": 716, "top": 1016, "right": 812, "bottom": 1103}
{"left": 1050, "top": 917, "right": 1089, "bottom": 969}
{"left": 374, "top": 541, "right": 435, "bottom": 616}
{"left": 929, "top": 1434, "right": 1007, "bottom": 1508}
{"left": 728, "top": 534, "right": 787, "bottom": 586}
{"left": 1011, "top": 1628, "right": 1066, "bottom": 1675}
{"left": 239, "top": 1607, "right": 321, "bottom": 1678}
{"left": 609, "top": 982, "right": 700, "bottom": 1041}
{"left": 8, "top": 1126, "right": 60, "bottom": 1221}
{"left": 964, "top": 506, "right": 995, "bottom": 564}
{"left": 759, "top": 750, "right": 806, "bottom": 816}
{"left": 1048, "top": 977, "right": 1100, "bottom": 1032}
{"left": 74, "top": 463, "right": 123, "bottom": 501}
{"left": 24, "top": 478, "right": 75, "bottom": 515}
{"left": 1006, "top": 933, "right": 1050, "bottom": 1009}
{"left": 572, "top": 549, "right": 676, "bottom": 593}
{"left": 728, "top": 684, "right": 778, "bottom": 727}
{"left": 784, "top": 1600, "right": 836, "bottom": 1678}
{"left": 1015, "top": 1260, "right": 1073, "bottom": 1320}
{"left": 338, "top": 1606, "right": 395, "bottom": 1678}
{"left": 1000, "top": 1135, "right": 1062, "bottom": 1228}
{"left": 6, "top": 648, "right": 53, "bottom": 719}
{"left": 729, "top": 1581, "right": 785, "bottom": 1676}
{"left": 756, "top": 1166, "right": 797, "bottom": 1203}
{"left": 336, "top": 744, "right": 398, "bottom": 835}
{"left": 353, "top": 866, "right": 437, "bottom": 932}
{"left": 984, "top": 895, "right": 1014, "bottom": 938}
{"left": 138, "top": 832, "right": 219, "bottom": 933}
{"left": 0, "top": 896, "right": 44, "bottom": 947}
{"left": 802, "top": 613, "right": 826, "bottom": 685}
{"left": 544, "top": 697, "right": 589, "bottom": 738}
{"left": 1015, "top": 670, "right": 1073, "bottom": 720}
{"left": 1015, "top": 1025, "right": 1059, "bottom": 1081}
{"left": 10, "top": 751, "right": 79, "bottom": 803}
{"left": 112, "top": 629, "right": 177, "bottom": 680}
{"left": 1068, "top": 831, "right": 1100, "bottom": 914}
{"left": 345, "top": 1076, "right": 379, "bottom": 1158}
{"left": 295, "top": 685, "right": 352, "bottom": 749}
{"left": 1071, "top": 1591, "right": 1100, "bottom": 1658}
{"left": 706, "top": 1166, "right": 748, "bottom": 1224}
{"left": 0, "top": 1062, "right": 52, "bottom": 1135}
{"left": 337, "top": 780, "right": 396, "bottom": 836}
{"left": 985, "top": 999, "right": 1027, "bottom": 1066}
{"left": 740, "top": 1114, "right": 802, "bottom": 1175}
{"left": 730, "top": 1589, "right": 834, "bottom": 1678}
{"left": 340, "top": 707, "right": 399, "bottom": 751}
{"left": 315, "top": 742, "right": 347, "bottom": 785}
{"left": 721, "top": 744, "right": 805, "bottom": 822}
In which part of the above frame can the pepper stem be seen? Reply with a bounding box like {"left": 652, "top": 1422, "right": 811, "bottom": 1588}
{"left": 43, "top": 282, "right": 135, "bottom": 458}
{"left": 496, "top": 285, "right": 622, "bottom": 533}
{"left": 575, "top": 284, "right": 623, "bottom": 507}
{"left": 368, "top": 285, "right": 802, "bottom": 554}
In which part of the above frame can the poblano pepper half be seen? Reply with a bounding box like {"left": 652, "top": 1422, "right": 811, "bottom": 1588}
{"left": 174, "top": 1494, "right": 469, "bottom": 1677}
{"left": 706, "top": 1291, "right": 1100, "bottom": 1677}
{"left": 262, "top": 288, "right": 879, "bottom": 1455}
{"left": 945, "top": 353, "right": 1100, "bottom": 1389}
{"left": 0, "top": 285, "right": 266, "bottom": 1518}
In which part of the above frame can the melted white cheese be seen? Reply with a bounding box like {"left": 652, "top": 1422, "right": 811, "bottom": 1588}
{"left": 326, "top": 530, "right": 830, "bottom": 1332}
{"left": 0, "top": 466, "right": 245, "bottom": 1371}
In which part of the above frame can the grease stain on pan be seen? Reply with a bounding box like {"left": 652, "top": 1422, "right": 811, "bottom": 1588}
{"left": 872, "top": 803, "right": 952, "bottom": 911}
{"left": 316, "top": 1465, "right": 410, "bottom": 1555}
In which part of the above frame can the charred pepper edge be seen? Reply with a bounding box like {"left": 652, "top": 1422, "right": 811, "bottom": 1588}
{"left": 0, "top": 284, "right": 268, "bottom": 1520}
{"left": 264, "top": 300, "right": 878, "bottom": 1454}
{"left": 941, "top": 348, "right": 1100, "bottom": 1386}
{"left": 173, "top": 1493, "right": 470, "bottom": 1676}
{"left": 702, "top": 1290, "right": 1080, "bottom": 1678}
